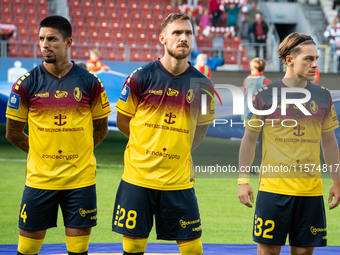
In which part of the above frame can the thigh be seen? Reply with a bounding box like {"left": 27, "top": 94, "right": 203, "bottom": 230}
{"left": 253, "top": 191, "right": 294, "bottom": 246}
{"left": 289, "top": 196, "right": 327, "bottom": 247}
{"left": 19, "top": 186, "right": 59, "bottom": 230}
{"left": 155, "top": 188, "right": 201, "bottom": 240}
{"left": 60, "top": 184, "right": 97, "bottom": 228}
{"left": 112, "top": 180, "right": 155, "bottom": 238}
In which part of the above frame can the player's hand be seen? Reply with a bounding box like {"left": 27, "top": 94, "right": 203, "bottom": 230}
{"left": 328, "top": 181, "right": 340, "bottom": 210}
{"left": 238, "top": 184, "right": 254, "bottom": 208}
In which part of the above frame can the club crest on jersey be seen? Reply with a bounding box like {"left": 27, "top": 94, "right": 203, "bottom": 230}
{"left": 167, "top": 88, "right": 179, "bottom": 96}
{"left": 186, "top": 89, "right": 194, "bottom": 103}
{"left": 55, "top": 90, "right": 68, "bottom": 98}
{"left": 310, "top": 100, "right": 318, "bottom": 114}
{"left": 119, "top": 85, "right": 130, "bottom": 102}
{"left": 73, "top": 87, "right": 82, "bottom": 102}
{"left": 8, "top": 92, "right": 20, "bottom": 110}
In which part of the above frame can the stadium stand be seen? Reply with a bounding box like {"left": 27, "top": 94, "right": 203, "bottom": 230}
{"left": 0, "top": 0, "right": 249, "bottom": 69}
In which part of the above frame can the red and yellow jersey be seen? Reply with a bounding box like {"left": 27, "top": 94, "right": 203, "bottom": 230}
{"left": 86, "top": 59, "right": 108, "bottom": 73}
{"left": 246, "top": 80, "right": 338, "bottom": 196}
{"left": 6, "top": 62, "right": 111, "bottom": 190}
{"left": 116, "top": 59, "right": 215, "bottom": 191}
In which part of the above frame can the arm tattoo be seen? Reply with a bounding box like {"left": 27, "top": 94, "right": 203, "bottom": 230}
{"left": 6, "top": 119, "right": 29, "bottom": 153}
{"left": 191, "top": 125, "right": 209, "bottom": 152}
{"left": 93, "top": 117, "right": 109, "bottom": 148}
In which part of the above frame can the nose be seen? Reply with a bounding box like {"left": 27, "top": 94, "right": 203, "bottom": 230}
{"left": 40, "top": 38, "right": 49, "bottom": 48}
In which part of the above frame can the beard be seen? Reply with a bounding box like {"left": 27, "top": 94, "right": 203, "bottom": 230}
{"left": 166, "top": 45, "right": 191, "bottom": 60}
{"left": 44, "top": 55, "right": 57, "bottom": 63}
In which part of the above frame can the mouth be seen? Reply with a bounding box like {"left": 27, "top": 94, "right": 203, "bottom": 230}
{"left": 177, "top": 44, "right": 189, "bottom": 49}
{"left": 43, "top": 50, "right": 54, "bottom": 56}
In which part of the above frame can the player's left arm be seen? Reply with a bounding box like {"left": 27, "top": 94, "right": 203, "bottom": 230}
{"left": 321, "top": 130, "right": 340, "bottom": 210}
{"left": 93, "top": 117, "right": 109, "bottom": 148}
{"left": 191, "top": 124, "right": 210, "bottom": 151}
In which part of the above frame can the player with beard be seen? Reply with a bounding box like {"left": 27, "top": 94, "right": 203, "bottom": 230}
{"left": 112, "top": 13, "right": 215, "bottom": 255}
{"left": 6, "top": 16, "right": 111, "bottom": 255}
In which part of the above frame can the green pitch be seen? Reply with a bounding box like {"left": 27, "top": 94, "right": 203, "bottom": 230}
{"left": 0, "top": 124, "right": 339, "bottom": 245}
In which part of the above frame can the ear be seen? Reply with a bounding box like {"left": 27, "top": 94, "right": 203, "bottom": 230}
{"left": 65, "top": 37, "right": 73, "bottom": 49}
{"left": 159, "top": 32, "right": 166, "bottom": 46}
{"left": 286, "top": 55, "right": 294, "bottom": 67}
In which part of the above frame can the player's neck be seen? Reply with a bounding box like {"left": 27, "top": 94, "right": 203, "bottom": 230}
{"left": 160, "top": 56, "right": 189, "bottom": 76}
{"left": 282, "top": 75, "right": 308, "bottom": 88}
{"left": 43, "top": 57, "right": 73, "bottom": 78}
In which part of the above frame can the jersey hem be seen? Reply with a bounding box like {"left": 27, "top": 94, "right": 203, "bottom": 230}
{"left": 25, "top": 181, "right": 96, "bottom": 190}
{"left": 258, "top": 188, "right": 323, "bottom": 197}
{"left": 322, "top": 124, "right": 339, "bottom": 133}
{"left": 6, "top": 114, "right": 27, "bottom": 122}
{"left": 115, "top": 106, "right": 134, "bottom": 117}
{"left": 92, "top": 111, "right": 111, "bottom": 120}
{"left": 122, "top": 177, "right": 194, "bottom": 191}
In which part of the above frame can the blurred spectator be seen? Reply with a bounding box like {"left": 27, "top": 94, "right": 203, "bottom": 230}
{"left": 243, "top": 1, "right": 261, "bottom": 42}
{"left": 0, "top": 27, "right": 14, "bottom": 56}
{"left": 187, "top": 0, "right": 199, "bottom": 6}
{"left": 251, "top": 13, "right": 268, "bottom": 59}
{"left": 76, "top": 61, "right": 87, "bottom": 69}
{"left": 209, "top": 0, "right": 222, "bottom": 27}
{"left": 224, "top": 3, "right": 241, "bottom": 30}
{"left": 324, "top": 16, "right": 340, "bottom": 72}
{"left": 240, "top": 0, "right": 252, "bottom": 39}
{"left": 171, "top": 0, "right": 182, "bottom": 7}
{"left": 242, "top": 57, "right": 271, "bottom": 121}
{"left": 195, "top": 54, "right": 211, "bottom": 78}
{"left": 199, "top": 7, "right": 211, "bottom": 29}
{"left": 210, "top": 28, "right": 232, "bottom": 57}
{"left": 86, "top": 49, "right": 110, "bottom": 73}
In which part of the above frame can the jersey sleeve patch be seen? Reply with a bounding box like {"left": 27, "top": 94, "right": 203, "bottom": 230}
{"left": 119, "top": 85, "right": 130, "bottom": 102}
{"left": 8, "top": 92, "right": 21, "bottom": 110}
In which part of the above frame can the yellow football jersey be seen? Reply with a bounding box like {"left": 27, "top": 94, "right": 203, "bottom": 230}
{"left": 6, "top": 63, "right": 111, "bottom": 190}
{"left": 115, "top": 60, "right": 215, "bottom": 190}
{"left": 246, "top": 80, "right": 339, "bottom": 196}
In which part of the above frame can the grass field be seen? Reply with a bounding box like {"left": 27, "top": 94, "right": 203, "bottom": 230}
{"left": 0, "top": 123, "right": 339, "bottom": 246}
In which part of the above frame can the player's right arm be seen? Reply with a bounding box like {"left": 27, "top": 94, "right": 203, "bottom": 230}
{"left": 116, "top": 112, "right": 132, "bottom": 137}
{"left": 238, "top": 128, "right": 260, "bottom": 208}
{"left": 6, "top": 118, "right": 29, "bottom": 153}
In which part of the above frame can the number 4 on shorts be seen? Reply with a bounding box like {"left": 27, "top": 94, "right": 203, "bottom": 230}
{"left": 20, "top": 204, "right": 27, "bottom": 223}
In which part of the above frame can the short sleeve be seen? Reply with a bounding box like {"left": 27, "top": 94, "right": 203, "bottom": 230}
{"left": 322, "top": 95, "right": 339, "bottom": 133}
{"left": 6, "top": 74, "right": 30, "bottom": 122}
{"left": 245, "top": 91, "right": 265, "bottom": 132}
{"left": 115, "top": 70, "right": 141, "bottom": 117}
{"left": 90, "top": 76, "right": 111, "bottom": 120}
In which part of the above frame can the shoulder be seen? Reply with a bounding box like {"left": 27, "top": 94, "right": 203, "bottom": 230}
{"left": 127, "top": 60, "right": 159, "bottom": 83}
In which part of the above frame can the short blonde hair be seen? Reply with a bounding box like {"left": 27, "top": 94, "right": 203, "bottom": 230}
{"left": 90, "top": 49, "right": 100, "bottom": 56}
{"left": 250, "top": 57, "right": 266, "bottom": 72}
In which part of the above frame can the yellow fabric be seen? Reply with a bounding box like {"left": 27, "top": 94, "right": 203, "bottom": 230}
{"left": 115, "top": 64, "right": 215, "bottom": 191}
{"left": 246, "top": 84, "right": 339, "bottom": 196}
{"left": 17, "top": 235, "right": 44, "bottom": 255}
{"left": 65, "top": 235, "right": 90, "bottom": 253}
{"left": 238, "top": 177, "right": 250, "bottom": 185}
{"left": 123, "top": 236, "right": 148, "bottom": 253}
{"left": 177, "top": 238, "right": 203, "bottom": 255}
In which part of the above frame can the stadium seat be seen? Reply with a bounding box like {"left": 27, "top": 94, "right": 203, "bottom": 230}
{"left": 21, "top": 44, "right": 34, "bottom": 58}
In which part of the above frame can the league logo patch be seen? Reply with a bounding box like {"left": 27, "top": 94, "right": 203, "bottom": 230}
{"left": 8, "top": 92, "right": 20, "bottom": 110}
{"left": 119, "top": 85, "right": 130, "bottom": 102}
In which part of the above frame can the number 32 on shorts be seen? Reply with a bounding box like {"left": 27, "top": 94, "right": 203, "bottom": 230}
{"left": 114, "top": 204, "right": 137, "bottom": 229}
{"left": 254, "top": 215, "right": 275, "bottom": 239}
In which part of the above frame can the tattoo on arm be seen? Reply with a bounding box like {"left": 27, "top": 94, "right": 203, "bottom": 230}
{"left": 6, "top": 118, "right": 29, "bottom": 153}
{"left": 192, "top": 125, "right": 209, "bottom": 152}
{"left": 93, "top": 117, "right": 109, "bottom": 148}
